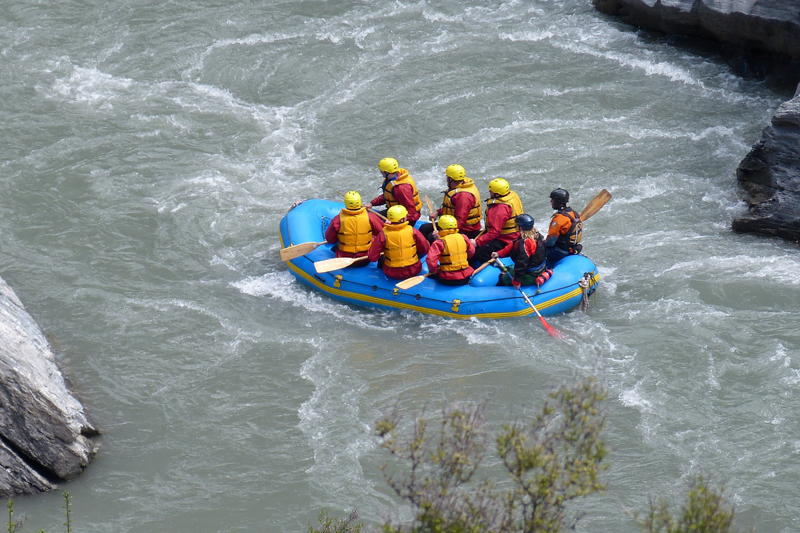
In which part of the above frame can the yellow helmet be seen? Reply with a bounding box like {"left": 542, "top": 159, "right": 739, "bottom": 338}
{"left": 437, "top": 215, "right": 458, "bottom": 230}
{"left": 488, "top": 178, "right": 510, "bottom": 196}
{"left": 343, "top": 191, "right": 362, "bottom": 210}
{"left": 445, "top": 164, "right": 466, "bottom": 181}
{"left": 386, "top": 205, "right": 408, "bottom": 222}
{"left": 378, "top": 157, "right": 399, "bottom": 173}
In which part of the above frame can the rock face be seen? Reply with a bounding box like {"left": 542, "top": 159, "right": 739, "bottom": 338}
{"left": 592, "top": 0, "right": 800, "bottom": 58}
{"left": 592, "top": 0, "right": 800, "bottom": 243}
{"left": 732, "top": 89, "right": 800, "bottom": 241}
{"left": 0, "top": 276, "right": 98, "bottom": 496}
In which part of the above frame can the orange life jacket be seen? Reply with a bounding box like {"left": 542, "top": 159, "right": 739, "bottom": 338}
{"left": 337, "top": 208, "right": 373, "bottom": 254}
{"left": 486, "top": 191, "right": 524, "bottom": 235}
{"left": 438, "top": 230, "right": 470, "bottom": 272}
{"left": 382, "top": 222, "right": 419, "bottom": 268}
{"left": 441, "top": 178, "right": 482, "bottom": 227}
{"left": 552, "top": 207, "right": 582, "bottom": 249}
{"left": 382, "top": 169, "right": 422, "bottom": 213}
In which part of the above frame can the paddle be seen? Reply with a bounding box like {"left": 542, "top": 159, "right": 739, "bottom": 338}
{"left": 367, "top": 208, "right": 389, "bottom": 222}
{"left": 314, "top": 256, "right": 369, "bottom": 274}
{"left": 579, "top": 189, "right": 612, "bottom": 221}
{"left": 395, "top": 272, "right": 430, "bottom": 290}
{"left": 519, "top": 290, "right": 563, "bottom": 339}
{"left": 424, "top": 195, "right": 436, "bottom": 219}
{"left": 280, "top": 241, "right": 327, "bottom": 261}
{"left": 469, "top": 259, "right": 493, "bottom": 279}
{"left": 494, "top": 259, "right": 563, "bottom": 339}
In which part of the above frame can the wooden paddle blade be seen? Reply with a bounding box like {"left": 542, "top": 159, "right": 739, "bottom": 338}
{"left": 280, "top": 241, "right": 326, "bottom": 261}
{"left": 314, "top": 256, "right": 365, "bottom": 273}
{"left": 424, "top": 195, "right": 436, "bottom": 217}
{"left": 580, "top": 189, "right": 612, "bottom": 221}
{"left": 395, "top": 273, "right": 429, "bottom": 290}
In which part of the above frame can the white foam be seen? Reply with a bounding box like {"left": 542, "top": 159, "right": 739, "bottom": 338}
{"left": 185, "top": 31, "right": 306, "bottom": 78}
{"left": 51, "top": 65, "right": 135, "bottom": 108}
{"left": 706, "top": 354, "right": 721, "bottom": 390}
{"left": 500, "top": 30, "right": 554, "bottom": 42}
{"left": 597, "top": 265, "right": 617, "bottom": 297}
{"left": 298, "top": 342, "right": 375, "bottom": 493}
{"left": 553, "top": 41, "right": 704, "bottom": 87}
{"left": 660, "top": 255, "right": 800, "bottom": 285}
{"left": 230, "top": 273, "right": 395, "bottom": 331}
{"left": 619, "top": 385, "right": 652, "bottom": 410}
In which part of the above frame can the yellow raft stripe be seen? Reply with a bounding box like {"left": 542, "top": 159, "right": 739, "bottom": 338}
{"left": 286, "top": 260, "right": 599, "bottom": 320}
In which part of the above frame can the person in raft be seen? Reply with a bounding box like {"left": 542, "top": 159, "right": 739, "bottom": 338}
{"left": 470, "top": 178, "right": 524, "bottom": 266}
{"left": 426, "top": 215, "right": 475, "bottom": 286}
{"left": 363, "top": 157, "right": 422, "bottom": 224}
{"left": 368, "top": 205, "right": 430, "bottom": 280}
{"left": 419, "top": 164, "right": 482, "bottom": 242}
{"left": 490, "top": 214, "right": 552, "bottom": 288}
{"left": 545, "top": 188, "right": 583, "bottom": 268}
{"left": 324, "top": 191, "right": 385, "bottom": 259}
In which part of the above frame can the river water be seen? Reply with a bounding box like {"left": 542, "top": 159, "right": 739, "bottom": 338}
{"left": 1, "top": 0, "right": 798, "bottom": 531}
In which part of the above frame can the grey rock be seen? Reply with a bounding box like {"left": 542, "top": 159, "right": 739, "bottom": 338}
{"left": 732, "top": 90, "right": 800, "bottom": 242}
{"left": 0, "top": 276, "right": 98, "bottom": 496}
{"left": 592, "top": 0, "right": 800, "bottom": 58}
{"left": 0, "top": 441, "right": 54, "bottom": 495}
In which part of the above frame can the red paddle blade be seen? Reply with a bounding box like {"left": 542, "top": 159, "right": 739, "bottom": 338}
{"left": 540, "top": 317, "right": 563, "bottom": 339}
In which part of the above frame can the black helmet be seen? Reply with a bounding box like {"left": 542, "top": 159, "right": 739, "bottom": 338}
{"left": 550, "top": 188, "right": 569, "bottom": 206}
{"left": 515, "top": 214, "right": 535, "bottom": 230}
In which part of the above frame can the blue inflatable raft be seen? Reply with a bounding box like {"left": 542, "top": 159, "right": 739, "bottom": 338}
{"left": 279, "top": 199, "right": 599, "bottom": 319}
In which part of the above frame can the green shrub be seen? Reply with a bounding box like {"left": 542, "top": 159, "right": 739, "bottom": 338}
{"left": 372, "top": 379, "right": 609, "bottom": 533}
{"left": 635, "top": 475, "right": 736, "bottom": 533}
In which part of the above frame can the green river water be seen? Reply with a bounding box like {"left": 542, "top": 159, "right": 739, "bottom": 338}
{"left": 1, "top": 0, "right": 799, "bottom": 531}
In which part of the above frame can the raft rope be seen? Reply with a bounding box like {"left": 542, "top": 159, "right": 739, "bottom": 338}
{"left": 578, "top": 272, "right": 591, "bottom": 312}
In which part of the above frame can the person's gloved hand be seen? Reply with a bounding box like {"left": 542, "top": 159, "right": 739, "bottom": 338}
{"left": 512, "top": 280, "right": 521, "bottom": 289}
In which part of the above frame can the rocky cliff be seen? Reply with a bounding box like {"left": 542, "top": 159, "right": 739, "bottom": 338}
{"left": 0, "top": 276, "right": 98, "bottom": 496}
{"left": 592, "top": 0, "right": 800, "bottom": 58}
{"left": 592, "top": 0, "right": 800, "bottom": 243}
{"left": 732, "top": 89, "right": 800, "bottom": 241}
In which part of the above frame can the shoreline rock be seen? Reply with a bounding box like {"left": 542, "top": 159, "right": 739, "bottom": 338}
{"left": 732, "top": 89, "right": 800, "bottom": 242}
{"left": 592, "top": 0, "right": 800, "bottom": 59}
{"left": 0, "top": 276, "right": 98, "bottom": 496}
{"left": 592, "top": 0, "right": 800, "bottom": 243}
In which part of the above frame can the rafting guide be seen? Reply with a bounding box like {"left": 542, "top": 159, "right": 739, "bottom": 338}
{"left": 278, "top": 157, "right": 610, "bottom": 320}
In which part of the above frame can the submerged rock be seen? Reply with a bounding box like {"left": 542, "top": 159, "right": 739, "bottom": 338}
{"left": 733, "top": 90, "right": 800, "bottom": 242}
{"left": 0, "top": 276, "right": 98, "bottom": 496}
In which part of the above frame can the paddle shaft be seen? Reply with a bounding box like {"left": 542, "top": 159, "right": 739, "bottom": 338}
{"left": 367, "top": 208, "right": 389, "bottom": 222}
{"left": 493, "top": 259, "right": 563, "bottom": 338}
{"left": 469, "top": 259, "right": 493, "bottom": 279}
